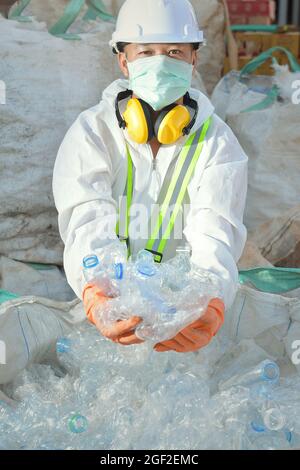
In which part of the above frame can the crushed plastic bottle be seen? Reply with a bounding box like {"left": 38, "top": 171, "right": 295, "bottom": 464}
{"left": 219, "top": 360, "right": 280, "bottom": 391}
{"left": 249, "top": 382, "right": 292, "bottom": 438}
{"left": 83, "top": 241, "right": 127, "bottom": 296}
{"left": 133, "top": 250, "right": 177, "bottom": 317}
{"left": 160, "top": 244, "right": 191, "bottom": 291}
{"left": 247, "top": 419, "right": 293, "bottom": 450}
{"left": 56, "top": 337, "right": 80, "bottom": 376}
{"left": 219, "top": 359, "right": 294, "bottom": 450}
{"left": 94, "top": 249, "right": 220, "bottom": 343}
{"left": 263, "top": 407, "right": 287, "bottom": 432}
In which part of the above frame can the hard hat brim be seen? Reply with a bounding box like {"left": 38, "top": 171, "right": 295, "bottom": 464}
{"left": 109, "top": 31, "right": 204, "bottom": 48}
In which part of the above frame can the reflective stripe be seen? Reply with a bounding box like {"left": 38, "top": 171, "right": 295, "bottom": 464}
{"left": 146, "top": 132, "right": 197, "bottom": 257}
{"left": 146, "top": 118, "right": 211, "bottom": 261}
{"left": 116, "top": 145, "right": 133, "bottom": 257}
{"left": 117, "top": 117, "right": 211, "bottom": 261}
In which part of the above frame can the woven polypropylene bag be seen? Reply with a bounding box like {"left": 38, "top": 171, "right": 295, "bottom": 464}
{"left": 212, "top": 69, "right": 300, "bottom": 232}
{"left": 0, "top": 17, "right": 121, "bottom": 263}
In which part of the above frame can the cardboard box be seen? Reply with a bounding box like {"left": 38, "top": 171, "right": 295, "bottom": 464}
{"left": 224, "top": 48, "right": 300, "bottom": 76}
{"left": 235, "top": 32, "right": 273, "bottom": 56}
{"left": 232, "top": 31, "right": 300, "bottom": 59}
{"left": 271, "top": 33, "right": 300, "bottom": 59}
{"left": 248, "top": 16, "right": 273, "bottom": 25}
{"left": 230, "top": 15, "right": 273, "bottom": 25}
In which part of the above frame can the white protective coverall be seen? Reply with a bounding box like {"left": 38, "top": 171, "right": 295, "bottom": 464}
{"left": 53, "top": 79, "right": 248, "bottom": 310}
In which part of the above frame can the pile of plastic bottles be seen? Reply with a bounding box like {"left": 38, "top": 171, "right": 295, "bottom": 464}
{"left": 1, "top": 243, "right": 300, "bottom": 450}
{"left": 82, "top": 242, "right": 221, "bottom": 343}
{"left": 1, "top": 322, "right": 300, "bottom": 450}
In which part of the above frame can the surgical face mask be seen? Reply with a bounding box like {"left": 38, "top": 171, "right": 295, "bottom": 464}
{"left": 127, "top": 54, "right": 193, "bottom": 111}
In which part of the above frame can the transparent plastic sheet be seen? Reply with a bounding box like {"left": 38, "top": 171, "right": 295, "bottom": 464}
{"left": 1, "top": 324, "right": 300, "bottom": 450}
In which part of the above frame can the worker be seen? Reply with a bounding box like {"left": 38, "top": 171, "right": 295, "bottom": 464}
{"left": 53, "top": 0, "right": 248, "bottom": 354}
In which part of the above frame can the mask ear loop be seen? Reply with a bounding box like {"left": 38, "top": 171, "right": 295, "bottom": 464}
{"left": 182, "top": 92, "right": 199, "bottom": 136}
{"left": 115, "top": 90, "right": 133, "bottom": 129}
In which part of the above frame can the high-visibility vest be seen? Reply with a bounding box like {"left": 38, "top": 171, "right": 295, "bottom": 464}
{"left": 116, "top": 117, "right": 212, "bottom": 263}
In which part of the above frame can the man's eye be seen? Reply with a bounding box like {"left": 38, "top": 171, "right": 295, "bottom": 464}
{"left": 169, "top": 50, "right": 181, "bottom": 56}
{"left": 139, "top": 51, "right": 152, "bottom": 56}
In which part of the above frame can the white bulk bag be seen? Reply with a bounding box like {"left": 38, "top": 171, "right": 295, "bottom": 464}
{"left": 211, "top": 48, "right": 300, "bottom": 233}
{"left": 0, "top": 295, "right": 83, "bottom": 384}
{"left": 0, "top": 256, "right": 75, "bottom": 301}
{"left": 0, "top": 17, "right": 121, "bottom": 264}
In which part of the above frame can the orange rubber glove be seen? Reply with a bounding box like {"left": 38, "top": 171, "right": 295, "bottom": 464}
{"left": 154, "top": 298, "right": 225, "bottom": 353}
{"left": 82, "top": 284, "right": 144, "bottom": 346}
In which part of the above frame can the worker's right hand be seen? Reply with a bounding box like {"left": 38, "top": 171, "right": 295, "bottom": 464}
{"left": 82, "top": 284, "right": 144, "bottom": 346}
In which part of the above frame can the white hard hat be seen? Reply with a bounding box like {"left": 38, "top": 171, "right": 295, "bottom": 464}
{"left": 110, "top": 0, "right": 204, "bottom": 50}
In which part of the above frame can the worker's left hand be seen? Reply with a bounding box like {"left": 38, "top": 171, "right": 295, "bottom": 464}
{"left": 154, "top": 298, "right": 225, "bottom": 353}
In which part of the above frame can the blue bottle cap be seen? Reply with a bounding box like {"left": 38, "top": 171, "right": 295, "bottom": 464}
{"left": 262, "top": 361, "right": 280, "bottom": 383}
{"left": 83, "top": 255, "right": 99, "bottom": 269}
{"left": 284, "top": 429, "right": 293, "bottom": 443}
{"left": 114, "top": 263, "right": 124, "bottom": 280}
{"left": 56, "top": 337, "right": 71, "bottom": 354}
{"left": 251, "top": 421, "right": 266, "bottom": 433}
{"left": 68, "top": 414, "right": 89, "bottom": 434}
